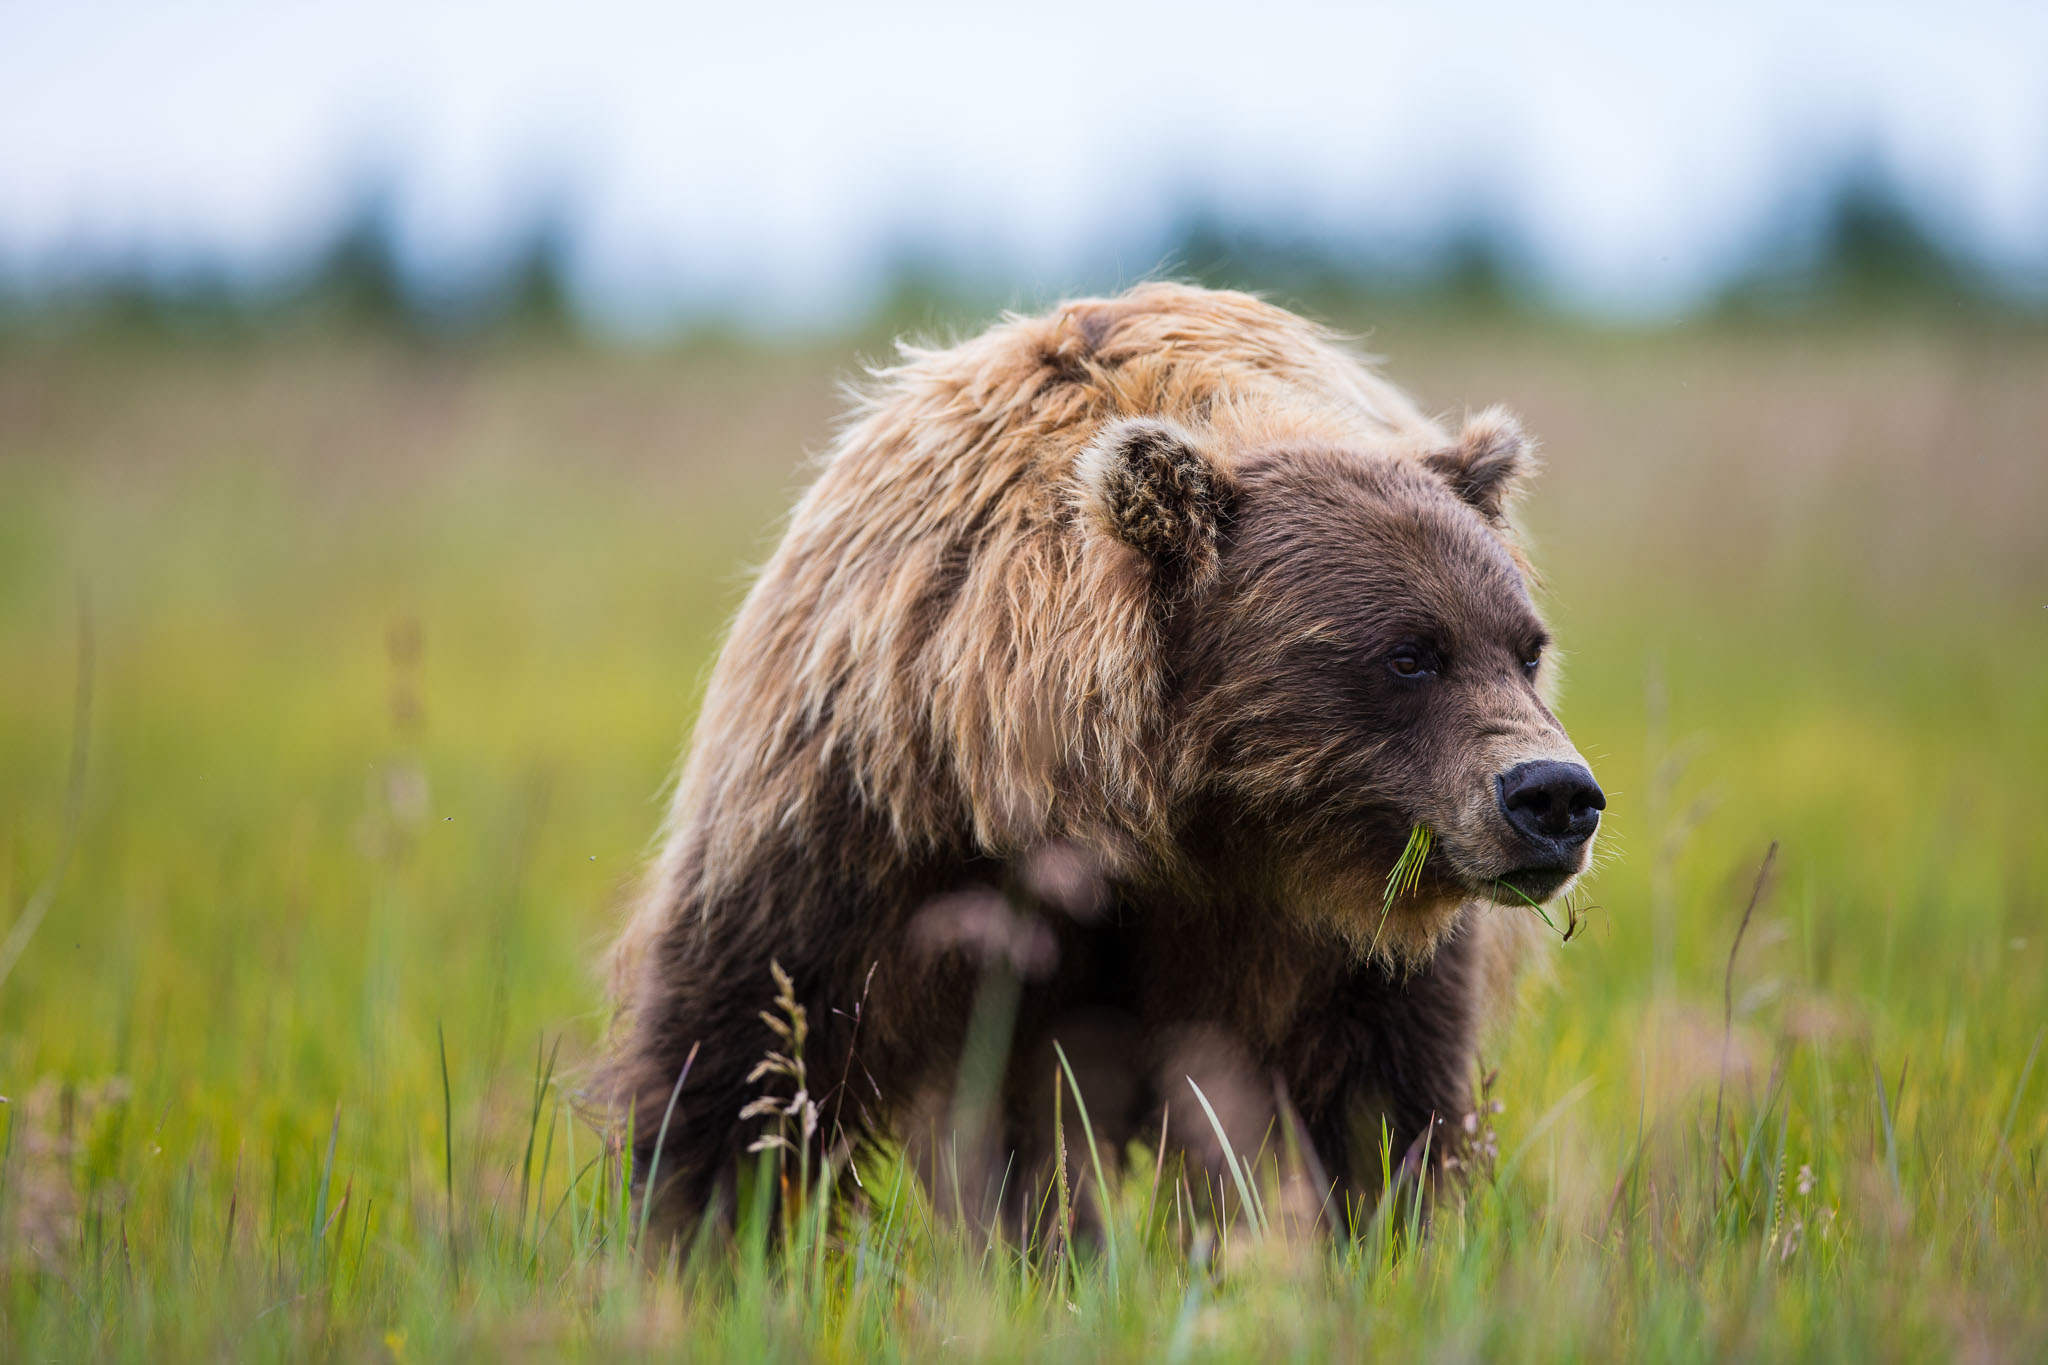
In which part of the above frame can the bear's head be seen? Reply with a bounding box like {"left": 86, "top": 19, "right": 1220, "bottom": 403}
{"left": 1076, "top": 408, "right": 1603, "bottom": 965}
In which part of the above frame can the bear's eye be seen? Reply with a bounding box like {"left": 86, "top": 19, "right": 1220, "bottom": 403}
{"left": 1522, "top": 654, "right": 1541, "bottom": 676}
{"left": 1387, "top": 650, "right": 1437, "bottom": 680}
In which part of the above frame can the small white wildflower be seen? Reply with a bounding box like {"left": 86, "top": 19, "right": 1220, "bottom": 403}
{"left": 1773, "top": 1216, "right": 1804, "bottom": 1263}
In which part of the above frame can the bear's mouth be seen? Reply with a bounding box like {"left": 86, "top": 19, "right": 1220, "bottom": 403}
{"left": 1481, "top": 864, "right": 1579, "bottom": 906}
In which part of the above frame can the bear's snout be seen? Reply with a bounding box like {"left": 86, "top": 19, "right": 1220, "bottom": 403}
{"left": 1495, "top": 759, "right": 1605, "bottom": 866}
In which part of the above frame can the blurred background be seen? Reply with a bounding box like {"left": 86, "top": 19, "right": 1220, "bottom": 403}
{"left": 1, "top": 3, "right": 2045, "bottom": 1333}
{"left": 5, "top": 0, "right": 2048, "bottom": 332}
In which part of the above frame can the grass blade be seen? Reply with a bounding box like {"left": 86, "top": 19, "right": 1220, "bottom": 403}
{"left": 439, "top": 1022, "right": 458, "bottom": 1284}
{"left": 636, "top": 1040, "right": 701, "bottom": 1255}
{"left": 1186, "top": 1077, "right": 1263, "bottom": 1237}
{"left": 308, "top": 1101, "right": 340, "bottom": 1279}
{"left": 1053, "top": 1040, "right": 1121, "bottom": 1285}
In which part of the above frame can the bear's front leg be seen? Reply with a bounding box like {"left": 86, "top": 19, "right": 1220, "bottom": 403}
{"left": 1289, "top": 916, "right": 1484, "bottom": 1214}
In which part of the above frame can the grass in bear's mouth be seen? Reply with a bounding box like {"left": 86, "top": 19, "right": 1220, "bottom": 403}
{"left": 1489, "top": 877, "right": 1603, "bottom": 943}
{"left": 1492, "top": 874, "right": 1561, "bottom": 932}
{"left": 1384, "top": 823, "right": 1434, "bottom": 909}
{"left": 1371, "top": 824, "right": 1436, "bottom": 953}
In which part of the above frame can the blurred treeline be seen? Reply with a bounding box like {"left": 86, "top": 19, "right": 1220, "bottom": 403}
{"left": 3, "top": 158, "right": 2041, "bottom": 342}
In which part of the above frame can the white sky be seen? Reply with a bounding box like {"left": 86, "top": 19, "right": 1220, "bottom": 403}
{"left": 2, "top": 0, "right": 2045, "bottom": 325}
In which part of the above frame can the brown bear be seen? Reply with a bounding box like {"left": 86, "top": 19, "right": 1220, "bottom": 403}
{"left": 604, "top": 282, "right": 1603, "bottom": 1235}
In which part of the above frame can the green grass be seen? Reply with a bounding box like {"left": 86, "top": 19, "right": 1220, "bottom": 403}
{"left": 2, "top": 323, "right": 2045, "bottom": 1360}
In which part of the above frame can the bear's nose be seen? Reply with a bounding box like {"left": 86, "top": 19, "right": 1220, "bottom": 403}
{"left": 1496, "top": 760, "right": 1605, "bottom": 857}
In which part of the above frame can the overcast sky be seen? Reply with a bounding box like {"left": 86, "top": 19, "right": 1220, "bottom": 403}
{"left": 2, "top": 0, "right": 2044, "bottom": 325}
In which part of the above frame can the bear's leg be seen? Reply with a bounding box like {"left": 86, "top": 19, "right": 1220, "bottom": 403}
{"left": 997, "top": 1001, "right": 1154, "bottom": 1244}
{"left": 618, "top": 908, "right": 897, "bottom": 1247}
{"left": 1301, "top": 919, "right": 1482, "bottom": 1215}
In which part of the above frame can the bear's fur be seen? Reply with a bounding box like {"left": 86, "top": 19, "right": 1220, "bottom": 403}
{"left": 604, "top": 282, "right": 1599, "bottom": 1234}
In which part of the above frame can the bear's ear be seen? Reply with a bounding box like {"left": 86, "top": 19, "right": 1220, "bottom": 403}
{"left": 1421, "top": 406, "right": 1537, "bottom": 523}
{"left": 1075, "top": 418, "right": 1231, "bottom": 591}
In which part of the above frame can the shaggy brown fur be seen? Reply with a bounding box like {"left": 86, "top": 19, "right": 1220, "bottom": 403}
{"left": 604, "top": 282, "right": 1600, "bottom": 1235}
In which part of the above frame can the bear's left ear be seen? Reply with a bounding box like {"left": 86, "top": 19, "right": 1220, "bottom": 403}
{"left": 1074, "top": 417, "right": 1232, "bottom": 594}
{"left": 1421, "top": 406, "right": 1537, "bottom": 523}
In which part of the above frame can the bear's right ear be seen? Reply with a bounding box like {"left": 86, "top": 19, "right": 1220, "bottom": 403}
{"left": 1074, "top": 418, "right": 1231, "bottom": 594}
{"left": 1420, "top": 406, "right": 1536, "bottom": 524}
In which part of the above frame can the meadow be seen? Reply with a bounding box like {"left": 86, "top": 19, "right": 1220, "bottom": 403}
{"left": 2, "top": 310, "right": 2045, "bottom": 1360}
